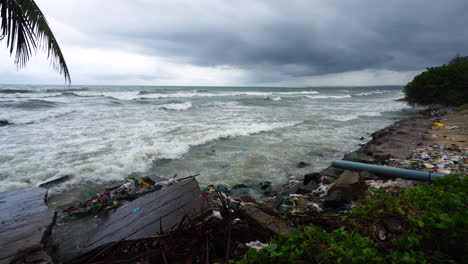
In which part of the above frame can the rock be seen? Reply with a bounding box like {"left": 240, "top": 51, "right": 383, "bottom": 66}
{"left": 324, "top": 190, "right": 346, "bottom": 207}
{"left": 319, "top": 167, "right": 344, "bottom": 179}
{"left": 0, "top": 119, "right": 11, "bottom": 127}
{"left": 324, "top": 171, "right": 366, "bottom": 207}
{"left": 240, "top": 205, "right": 294, "bottom": 238}
{"left": 282, "top": 184, "right": 301, "bottom": 195}
{"left": 296, "top": 161, "right": 310, "bottom": 168}
{"left": 265, "top": 194, "right": 283, "bottom": 210}
{"left": 343, "top": 152, "right": 375, "bottom": 163}
{"left": 295, "top": 180, "right": 319, "bottom": 194}
{"left": 358, "top": 171, "right": 379, "bottom": 180}
{"left": 303, "top": 172, "right": 321, "bottom": 185}
{"left": 360, "top": 136, "right": 365, "bottom": 140}
{"left": 320, "top": 176, "right": 336, "bottom": 184}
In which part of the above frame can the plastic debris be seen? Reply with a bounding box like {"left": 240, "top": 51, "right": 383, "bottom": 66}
{"left": 245, "top": 240, "right": 269, "bottom": 250}
{"left": 432, "top": 122, "right": 445, "bottom": 127}
{"left": 62, "top": 176, "right": 169, "bottom": 219}
{"left": 386, "top": 143, "right": 467, "bottom": 175}
{"left": 378, "top": 230, "right": 387, "bottom": 241}
{"left": 205, "top": 211, "right": 223, "bottom": 221}
{"left": 366, "top": 178, "right": 414, "bottom": 189}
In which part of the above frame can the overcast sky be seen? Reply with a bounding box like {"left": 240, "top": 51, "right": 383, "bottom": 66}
{"left": 1, "top": 0, "right": 467, "bottom": 86}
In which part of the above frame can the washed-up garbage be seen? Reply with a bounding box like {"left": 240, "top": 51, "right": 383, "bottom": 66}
{"left": 245, "top": 240, "right": 269, "bottom": 250}
{"left": 62, "top": 176, "right": 174, "bottom": 219}
{"left": 205, "top": 211, "right": 223, "bottom": 220}
{"left": 366, "top": 178, "right": 414, "bottom": 189}
{"left": 432, "top": 122, "right": 445, "bottom": 127}
{"left": 386, "top": 143, "right": 467, "bottom": 175}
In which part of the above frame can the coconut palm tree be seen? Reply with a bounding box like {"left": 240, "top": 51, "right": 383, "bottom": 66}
{"left": 0, "top": 0, "right": 70, "bottom": 83}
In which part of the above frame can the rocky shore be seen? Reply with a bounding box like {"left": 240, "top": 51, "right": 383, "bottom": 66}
{"left": 1, "top": 107, "right": 466, "bottom": 264}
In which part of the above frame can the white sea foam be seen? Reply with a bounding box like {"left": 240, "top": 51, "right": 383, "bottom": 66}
{"left": 0, "top": 92, "right": 62, "bottom": 99}
{"left": 71, "top": 90, "right": 318, "bottom": 100}
{"left": 0, "top": 120, "right": 298, "bottom": 193}
{"left": 305, "top": 95, "right": 351, "bottom": 99}
{"left": 140, "top": 91, "right": 318, "bottom": 99}
{"left": 158, "top": 102, "right": 193, "bottom": 111}
{"left": 0, "top": 109, "right": 77, "bottom": 125}
{"left": 73, "top": 91, "right": 140, "bottom": 100}
{"left": 0, "top": 85, "right": 411, "bottom": 198}
{"left": 327, "top": 112, "right": 382, "bottom": 121}
{"left": 356, "top": 90, "right": 386, "bottom": 96}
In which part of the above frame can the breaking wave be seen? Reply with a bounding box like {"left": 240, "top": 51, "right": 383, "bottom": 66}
{"left": 305, "top": 95, "right": 351, "bottom": 99}
{"left": 158, "top": 102, "right": 193, "bottom": 111}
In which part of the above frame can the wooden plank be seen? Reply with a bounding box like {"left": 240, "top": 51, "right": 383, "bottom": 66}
{"left": 82, "top": 179, "right": 210, "bottom": 253}
{"left": 84, "top": 180, "right": 198, "bottom": 244}
{"left": 0, "top": 187, "right": 55, "bottom": 264}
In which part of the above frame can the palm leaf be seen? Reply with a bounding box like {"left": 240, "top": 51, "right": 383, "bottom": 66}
{"left": 0, "top": 0, "right": 70, "bottom": 83}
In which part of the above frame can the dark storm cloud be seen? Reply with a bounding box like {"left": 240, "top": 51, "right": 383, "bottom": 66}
{"left": 44, "top": 0, "right": 468, "bottom": 83}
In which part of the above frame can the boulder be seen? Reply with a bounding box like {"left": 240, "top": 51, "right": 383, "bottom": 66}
{"left": 303, "top": 172, "right": 321, "bottom": 185}
{"left": 295, "top": 180, "right": 319, "bottom": 194}
{"left": 319, "top": 167, "right": 344, "bottom": 179}
{"left": 240, "top": 205, "right": 294, "bottom": 238}
{"left": 324, "top": 170, "right": 366, "bottom": 207}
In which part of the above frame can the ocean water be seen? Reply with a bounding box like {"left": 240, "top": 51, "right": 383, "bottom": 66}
{"left": 0, "top": 85, "right": 414, "bottom": 207}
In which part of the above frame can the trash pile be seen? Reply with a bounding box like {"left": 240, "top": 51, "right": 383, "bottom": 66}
{"left": 61, "top": 176, "right": 181, "bottom": 219}
{"left": 386, "top": 143, "right": 467, "bottom": 175}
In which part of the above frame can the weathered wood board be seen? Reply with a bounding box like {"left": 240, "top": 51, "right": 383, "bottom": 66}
{"left": 0, "top": 187, "right": 55, "bottom": 264}
{"left": 82, "top": 178, "right": 210, "bottom": 254}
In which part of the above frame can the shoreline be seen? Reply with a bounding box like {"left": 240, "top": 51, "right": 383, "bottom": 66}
{"left": 1, "top": 106, "right": 466, "bottom": 263}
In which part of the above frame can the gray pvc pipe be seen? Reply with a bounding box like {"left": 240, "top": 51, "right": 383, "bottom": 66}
{"left": 332, "top": 160, "right": 445, "bottom": 181}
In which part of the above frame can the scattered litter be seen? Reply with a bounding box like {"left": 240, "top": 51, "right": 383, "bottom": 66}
{"left": 220, "top": 164, "right": 230, "bottom": 168}
{"left": 432, "top": 122, "right": 445, "bottom": 127}
{"left": 205, "top": 211, "right": 223, "bottom": 221}
{"left": 312, "top": 183, "right": 329, "bottom": 198}
{"left": 132, "top": 207, "right": 141, "bottom": 213}
{"left": 378, "top": 230, "right": 386, "bottom": 241}
{"left": 366, "top": 178, "right": 414, "bottom": 189}
{"left": 386, "top": 143, "right": 467, "bottom": 175}
{"left": 245, "top": 240, "right": 269, "bottom": 250}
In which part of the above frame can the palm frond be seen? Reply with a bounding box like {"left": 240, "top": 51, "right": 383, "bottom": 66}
{"left": 0, "top": 0, "right": 70, "bottom": 83}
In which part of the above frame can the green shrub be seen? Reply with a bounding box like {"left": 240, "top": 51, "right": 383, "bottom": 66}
{"left": 229, "top": 175, "right": 467, "bottom": 264}
{"left": 404, "top": 62, "right": 468, "bottom": 106}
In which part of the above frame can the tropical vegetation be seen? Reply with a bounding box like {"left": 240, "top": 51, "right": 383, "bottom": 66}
{"left": 0, "top": 0, "right": 70, "bottom": 82}
{"left": 404, "top": 56, "right": 468, "bottom": 106}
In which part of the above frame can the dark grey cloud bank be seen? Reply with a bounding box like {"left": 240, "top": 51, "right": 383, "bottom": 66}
{"left": 26, "top": 0, "right": 468, "bottom": 84}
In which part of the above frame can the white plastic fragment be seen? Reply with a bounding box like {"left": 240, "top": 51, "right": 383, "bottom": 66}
{"left": 245, "top": 240, "right": 269, "bottom": 250}
{"left": 307, "top": 202, "right": 323, "bottom": 213}
{"left": 378, "top": 231, "right": 386, "bottom": 241}
{"left": 205, "top": 211, "right": 223, "bottom": 221}
{"left": 366, "top": 178, "right": 414, "bottom": 189}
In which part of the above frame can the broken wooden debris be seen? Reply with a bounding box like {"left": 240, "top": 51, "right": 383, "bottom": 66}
{"left": 39, "top": 175, "right": 73, "bottom": 189}
{"left": 80, "top": 178, "right": 211, "bottom": 256}
{"left": 0, "top": 187, "right": 55, "bottom": 264}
